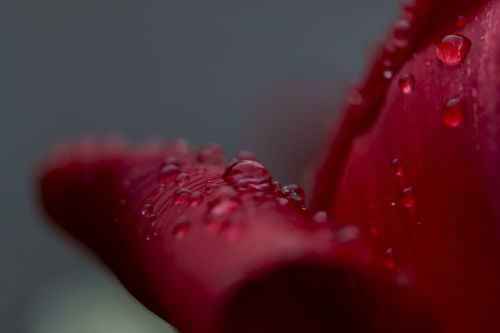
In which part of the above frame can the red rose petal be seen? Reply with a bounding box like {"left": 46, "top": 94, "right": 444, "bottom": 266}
{"left": 314, "top": 1, "right": 500, "bottom": 331}
{"left": 38, "top": 138, "right": 436, "bottom": 333}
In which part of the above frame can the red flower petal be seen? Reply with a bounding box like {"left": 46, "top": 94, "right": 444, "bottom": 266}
{"left": 314, "top": 0, "right": 500, "bottom": 331}
{"left": 38, "top": 138, "right": 435, "bottom": 332}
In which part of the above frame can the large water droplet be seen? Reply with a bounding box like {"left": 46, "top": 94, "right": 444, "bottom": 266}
{"left": 391, "top": 158, "right": 404, "bottom": 177}
{"left": 173, "top": 188, "right": 191, "bottom": 205}
{"left": 172, "top": 218, "right": 191, "bottom": 240}
{"left": 436, "top": 34, "right": 471, "bottom": 66}
{"left": 398, "top": 74, "right": 415, "bottom": 94}
{"left": 400, "top": 186, "right": 416, "bottom": 208}
{"left": 223, "top": 160, "right": 272, "bottom": 190}
{"left": 442, "top": 97, "right": 465, "bottom": 127}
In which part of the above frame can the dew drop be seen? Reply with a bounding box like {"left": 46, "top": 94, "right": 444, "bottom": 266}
{"left": 271, "top": 181, "right": 281, "bottom": 193}
{"left": 236, "top": 150, "right": 258, "bottom": 162}
{"left": 383, "top": 70, "right": 394, "bottom": 79}
{"left": 281, "top": 184, "right": 305, "bottom": 204}
{"left": 159, "top": 164, "right": 181, "bottom": 184}
{"left": 276, "top": 197, "right": 289, "bottom": 206}
{"left": 214, "top": 185, "right": 238, "bottom": 199}
{"left": 398, "top": 74, "right": 415, "bottom": 94}
{"left": 175, "top": 173, "right": 190, "bottom": 186}
{"left": 141, "top": 203, "right": 157, "bottom": 220}
{"left": 312, "top": 211, "right": 328, "bottom": 223}
{"left": 172, "top": 219, "right": 191, "bottom": 240}
{"left": 225, "top": 223, "right": 245, "bottom": 241}
{"left": 223, "top": 160, "right": 272, "bottom": 190}
{"left": 391, "top": 158, "right": 404, "bottom": 177}
{"left": 336, "top": 225, "right": 361, "bottom": 243}
{"left": 455, "top": 15, "right": 466, "bottom": 28}
{"left": 395, "top": 269, "right": 415, "bottom": 286}
{"left": 392, "top": 19, "right": 411, "bottom": 48}
{"left": 442, "top": 97, "right": 465, "bottom": 127}
{"left": 206, "top": 200, "right": 239, "bottom": 233}
{"left": 199, "top": 143, "right": 225, "bottom": 164}
{"left": 190, "top": 191, "right": 203, "bottom": 206}
{"left": 173, "top": 188, "right": 191, "bottom": 205}
{"left": 436, "top": 34, "right": 471, "bottom": 66}
{"left": 385, "top": 248, "right": 395, "bottom": 268}
{"left": 347, "top": 90, "right": 364, "bottom": 106}
{"left": 400, "top": 186, "right": 416, "bottom": 208}
{"left": 368, "top": 221, "right": 378, "bottom": 237}
{"left": 425, "top": 58, "right": 433, "bottom": 67}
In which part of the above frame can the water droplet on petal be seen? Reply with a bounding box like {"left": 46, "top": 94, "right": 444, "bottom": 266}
{"left": 436, "top": 34, "right": 471, "bottom": 66}
{"left": 385, "top": 248, "right": 395, "bottom": 268}
{"left": 368, "top": 221, "right": 378, "bottom": 236}
{"left": 312, "top": 211, "right": 328, "bottom": 223}
{"left": 442, "top": 97, "right": 465, "bottom": 127}
{"left": 172, "top": 218, "right": 191, "bottom": 240}
{"left": 214, "top": 185, "right": 238, "bottom": 199}
{"left": 383, "top": 70, "right": 394, "bottom": 79}
{"left": 199, "top": 143, "right": 225, "bottom": 164}
{"left": 189, "top": 191, "right": 203, "bottom": 206}
{"left": 281, "top": 184, "right": 305, "bottom": 204}
{"left": 236, "top": 150, "right": 258, "bottom": 162}
{"left": 392, "top": 19, "right": 411, "bottom": 48}
{"left": 347, "top": 90, "right": 364, "bottom": 106}
{"left": 391, "top": 158, "right": 404, "bottom": 177}
{"left": 223, "top": 160, "right": 272, "bottom": 190}
{"left": 425, "top": 58, "right": 433, "bottom": 67}
{"left": 271, "top": 181, "right": 281, "bottom": 193}
{"left": 206, "top": 200, "right": 239, "bottom": 233}
{"left": 336, "top": 225, "right": 361, "bottom": 242}
{"left": 141, "top": 203, "right": 157, "bottom": 220}
{"left": 401, "top": 186, "right": 416, "bottom": 208}
{"left": 395, "top": 269, "right": 415, "bottom": 286}
{"left": 173, "top": 188, "right": 191, "bottom": 205}
{"left": 225, "top": 223, "right": 245, "bottom": 241}
{"left": 175, "top": 173, "right": 190, "bottom": 186}
{"left": 455, "top": 15, "right": 467, "bottom": 28}
{"left": 398, "top": 74, "right": 415, "bottom": 94}
{"left": 276, "top": 197, "right": 289, "bottom": 206}
{"left": 159, "top": 164, "right": 181, "bottom": 184}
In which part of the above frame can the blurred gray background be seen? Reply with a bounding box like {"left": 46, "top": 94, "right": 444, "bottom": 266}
{"left": 2, "top": 1, "right": 401, "bottom": 332}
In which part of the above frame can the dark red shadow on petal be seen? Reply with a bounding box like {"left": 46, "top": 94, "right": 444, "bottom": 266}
{"left": 219, "top": 262, "right": 437, "bottom": 333}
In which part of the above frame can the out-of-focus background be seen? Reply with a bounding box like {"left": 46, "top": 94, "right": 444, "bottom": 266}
{"left": 2, "top": 1, "right": 402, "bottom": 332}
